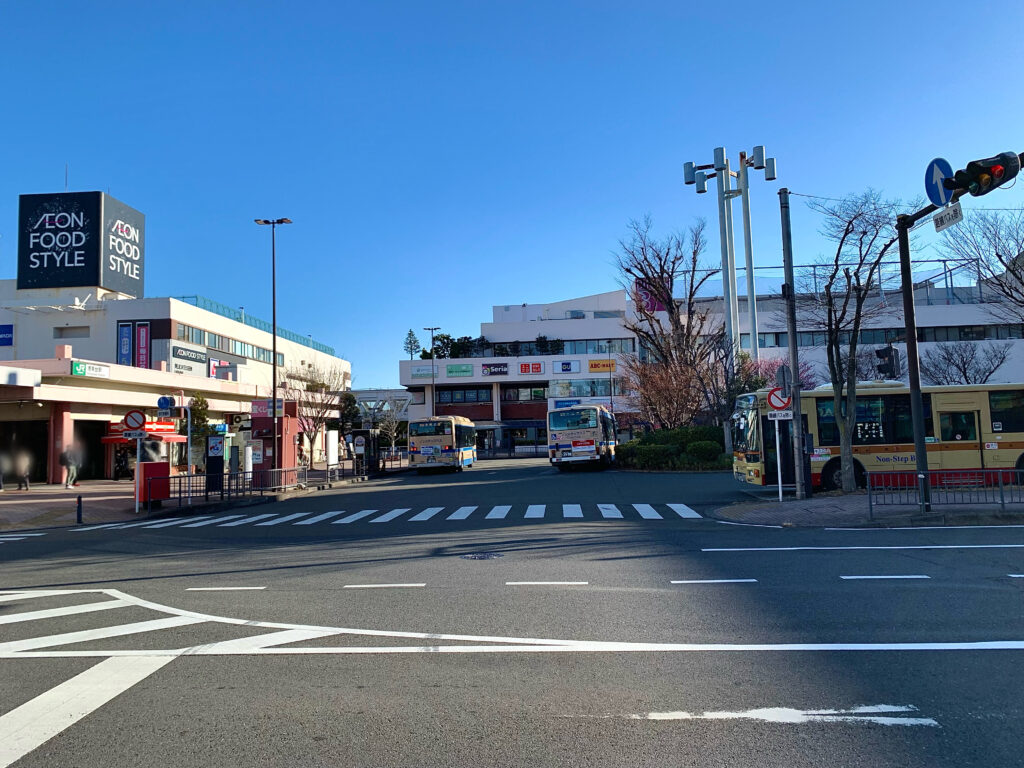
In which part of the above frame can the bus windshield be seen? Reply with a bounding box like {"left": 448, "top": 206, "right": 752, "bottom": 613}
{"left": 732, "top": 395, "right": 759, "bottom": 452}
{"left": 409, "top": 422, "right": 451, "bottom": 436}
{"left": 549, "top": 409, "right": 598, "bottom": 430}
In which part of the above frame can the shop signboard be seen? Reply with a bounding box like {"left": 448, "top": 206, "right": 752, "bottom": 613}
{"left": 135, "top": 322, "right": 150, "bottom": 369}
{"left": 553, "top": 360, "right": 580, "bottom": 373}
{"left": 411, "top": 364, "right": 438, "bottom": 379}
{"left": 71, "top": 361, "right": 110, "bottom": 378}
{"left": 116, "top": 322, "right": 133, "bottom": 365}
{"left": 250, "top": 439, "right": 264, "bottom": 464}
{"left": 169, "top": 342, "right": 208, "bottom": 376}
{"left": 481, "top": 363, "right": 508, "bottom": 376}
{"left": 252, "top": 399, "right": 284, "bottom": 418}
{"left": 17, "top": 191, "right": 145, "bottom": 297}
{"left": 553, "top": 399, "right": 582, "bottom": 409}
{"left": 589, "top": 359, "right": 616, "bottom": 373}
{"left": 0, "top": 324, "right": 12, "bottom": 347}
{"left": 518, "top": 362, "right": 545, "bottom": 375}
{"left": 207, "top": 436, "right": 225, "bottom": 457}
{"left": 446, "top": 364, "right": 474, "bottom": 377}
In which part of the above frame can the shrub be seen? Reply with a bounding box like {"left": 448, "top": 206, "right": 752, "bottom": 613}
{"left": 684, "top": 425, "right": 725, "bottom": 449}
{"left": 687, "top": 440, "right": 722, "bottom": 462}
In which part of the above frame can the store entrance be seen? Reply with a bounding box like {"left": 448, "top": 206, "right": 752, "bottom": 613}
{"left": 0, "top": 420, "right": 49, "bottom": 483}
{"left": 74, "top": 421, "right": 108, "bottom": 480}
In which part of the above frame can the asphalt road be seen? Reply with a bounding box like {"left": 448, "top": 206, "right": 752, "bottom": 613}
{"left": 2, "top": 459, "right": 1023, "bottom": 767}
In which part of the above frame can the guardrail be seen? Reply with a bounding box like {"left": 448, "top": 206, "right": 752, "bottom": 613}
{"left": 867, "top": 469, "right": 1024, "bottom": 517}
{"left": 146, "top": 466, "right": 308, "bottom": 514}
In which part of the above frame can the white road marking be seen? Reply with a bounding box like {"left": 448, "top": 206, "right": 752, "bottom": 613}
{"left": 598, "top": 504, "right": 622, "bottom": 519}
{"left": 617, "top": 704, "right": 937, "bottom": 727}
{"left": 294, "top": 510, "right": 349, "bottom": 525}
{"left": 840, "top": 575, "right": 930, "bottom": 580}
{"left": 69, "top": 523, "right": 122, "bottom": 531}
{"left": 562, "top": 504, "right": 583, "bottom": 518}
{"left": 1009, "top": 574, "right": 1024, "bottom": 578}
{"left": 0, "top": 590, "right": 86, "bottom": 604}
{"left": 371, "top": 508, "right": 411, "bottom": 523}
{"left": 333, "top": 509, "right": 379, "bottom": 524}
{"left": 826, "top": 524, "right": 1024, "bottom": 531}
{"left": 506, "top": 581, "right": 588, "bottom": 586}
{"left": 141, "top": 517, "right": 207, "bottom": 529}
{"left": 0, "top": 536, "right": 29, "bottom": 541}
{"left": 409, "top": 507, "right": 445, "bottom": 521}
{"left": 0, "top": 616, "right": 204, "bottom": 654}
{"left": 111, "top": 517, "right": 187, "bottom": 529}
{"left": 671, "top": 579, "right": 757, "bottom": 584}
{"left": 714, "top": 520, "right": 784, "bottom": 529}
{"left": 704, "top": 544, "right": 1024, "bottom": 552}
{"left": 633, "top": 504, "right": 663, "bottom": 520}
{"left": 342, "top": 583, "right": 426, "bottom": 589}
{"left": 0, "top": 533, "right": 45, "bottom": 539}
{"left": 447, "top": 506, "right": 477, "bottom": 520}
{"left": 0, "top": 599, "right": 129, "bottom": 625}
{"left": 0, "top": 655, "right": 174, "bottom": 768}
{"left": 255, "top": 512, "right": 312, "bottom": 526}
{"left": 218, "top": 513, "right": 278, "bottom": 527}
{"left": 524, "top": 504, "right": 546, "bottom": 519}
{"left": 667, "top": 503, "right": 701, "bottom": 519}
{"left": 185, "top": 587, "right": 267, "bottom": 591}
{"left": 485, "top": 505, "right": 511, "bottom": 519}
{"left": 188, "top": 628, "right": 341, "bottom": 653}
{"left": 180, "top": 514, "right": 245, "bottom": 528}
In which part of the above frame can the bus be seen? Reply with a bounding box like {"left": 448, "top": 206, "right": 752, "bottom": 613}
{"left": 548, "top": 404, "right": 617, "bottom": 470}
{"left": 732, "top": 382, "right": 1024, "bottom": 490}
{"left": 409, "top": 415, "right": 477, "bottom": 472}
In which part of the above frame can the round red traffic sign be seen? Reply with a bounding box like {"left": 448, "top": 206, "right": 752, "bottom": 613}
{"left": 123, "top": 409, "right": 146, "bottom": 430}
{"left": 767, "top": 387, "right": 792, "bottom": 411}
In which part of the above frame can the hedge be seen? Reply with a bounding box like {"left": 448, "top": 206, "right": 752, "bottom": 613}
{"left": 615, "top": 436, "right": 730, "bottom": 472}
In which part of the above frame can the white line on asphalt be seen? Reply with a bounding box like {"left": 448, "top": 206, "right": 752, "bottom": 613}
{"left": 598, "top": 504, "right": 623, "bottom": 519}
{"left": 0, "top": 536, "right": 29, "bottom": 541}
{"left": 826, "top": 525, "right": 1024, "bottom": 531}
{"left": 0, "top": 590, "right": 87, "bottom": 604}
{"left": 667, "top": 503, "right": 701, "bottom": 519}
{"left": 0, "top": 616, "right": 205, "bottom": 654}
{"left": 714, "top": 520, "right": 784, "bottom": 529}
{"left": 69, "top": 523, "right": 125, "bottom": 531}
{"left": 189, "top": 628, "right": 342, "bottom": 653}
{"left": 562, "top": 504, "right": 583, "bottom": 519}
{"left": 670, "top": 579, "right": 758, "bottom": 584}
{"left": 0, "top": 599, "right": 129, "bottom": 626}
{"left": 111, "top": 517, "right": 188, "bottom": 529}
{"left": 409, "top": 507, "right": 444, "bottom": 521}
{"left": 370, "top": 508, "right": 411, "bottom": 523}
{"left": 0, "top": 533, "right": 45, "bottom": 538}
{"left": 333, "top": 509, "right": 379, "bottom": 524}
{"left": 524, "top": 504, "right": 545, "bottom": 519}
{"left": 840, "top": 575, "right": 930, "bottom": 580}
{"left": 180, "top": 514, "right": 245, "bottom": 528}
{"left": 255, "top": 512, "right": 313, "bottom": 526}
{"left": 218, "top": 513, "right": 278, "bottom": 527}
{"left": 616, "top": 704, "right": 938, "bottom": 727}
{"left": 447, "top": 506, "right": 477, "bottom": 520}
{"left": 141, "top": 517, "right": 208, "bottom": 529}
{"left": 294, "top": 510, "right": 349, "bottom": 525}
{"left": 0, "top": 655, "right": 175, "bottom": 768}
{"left": 506, "top": 581, "right": 589, "bottom": 586}
{"left": 185, "top": 587, "right": 267, "bottom": 591}
{"left": 342, "top": 583, "right": 426, "bottom": 589}
{"left": 703, "top": 544, "right": 1024, "bottom": 552}
{"left": 633, "top": 504, "right": 663, "bottom": 520}
{"left": 1009, "top": 574, "right": 1024, "bottom": 578}
{"left": 485, "top": 505, "right": 511, "bottom": 519}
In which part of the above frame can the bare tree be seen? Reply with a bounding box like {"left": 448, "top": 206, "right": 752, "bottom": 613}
{"left": 919, "top": 341, "right": 1012, "bottom": 385}
{"left": 621, "top": 357, "right": 705, "bottom": 430}
{"left": 283, "top": 363, "right": 348, "bottom": 466}
{"left": 799, "top": 191, "right": 907, "bottom": 491}
{"left": 376, "top": 397, "right": 404, "bottom": 452}
{"left": 942, "top": 208, "right": 1024, "bottom": 319}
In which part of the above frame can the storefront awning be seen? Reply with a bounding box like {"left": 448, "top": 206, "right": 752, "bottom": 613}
{"left": 101, "top": 432, "right": 188, "bottom": 444}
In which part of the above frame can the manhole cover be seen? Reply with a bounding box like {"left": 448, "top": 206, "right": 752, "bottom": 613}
{"left": 461, "top": 552, "right": 504, "bottom": 560}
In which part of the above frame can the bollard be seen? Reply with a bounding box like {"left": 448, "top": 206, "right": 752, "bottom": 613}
{"left": 76, "top": 495, "right": 83, "bottom": 525}
{"left": 917, "top": 474, "right": 927, "bottom": 516}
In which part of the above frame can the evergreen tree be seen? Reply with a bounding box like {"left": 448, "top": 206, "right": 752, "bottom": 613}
{"left": 403, "top": 329, "right": 421, "bottom": 360}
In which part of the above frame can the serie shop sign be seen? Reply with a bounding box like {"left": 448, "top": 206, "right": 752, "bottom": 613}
{"left": 481, "top": 363, "right": 508, "bottom": 376}
{"left": 17, "top": 191, "right": 146, "bottom": 296}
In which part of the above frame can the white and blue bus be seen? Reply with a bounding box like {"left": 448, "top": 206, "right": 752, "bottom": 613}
{"left": 409, "top": 415, "right": 477, "bottom": 472}
{"left": 548, "top": 404, "right": 617, "bottom": 470}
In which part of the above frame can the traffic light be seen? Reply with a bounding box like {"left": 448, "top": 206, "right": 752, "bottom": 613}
{"left": 875, "top": 346, "right": 902, "bottom": 379}
{"left": 945, "top": 152, "right": 1022, "bottom": 197}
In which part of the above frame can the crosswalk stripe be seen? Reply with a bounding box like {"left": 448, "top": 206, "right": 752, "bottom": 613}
{"left": 111, "top": 517, "right": 188, "bottom": 529}
{"left": 668, "top": 503, "right": 701, "bottom": 519}
{"left": 0, "top": 615, "right": 205, "bottom": 654}
{"left": 485, "top": 505, "right": 511, "bottom": 520}
{"left": 140, "top": 517, "right": 208, "bottom": 529}
{"left": 333, "top": 509, "right": 379, "bottom": 524}
{"left": 70, "top": 523, "right": 122, "bottom": 531}
{"left": 219, "top": 513, "right": 279, "bottom": 527}
{"left": 0, "top": 599, "right": 130, "bottom": 625}
{"left": 255, "top": 512, "right": 312, "bottom": 526}
{"left": 0, "top": 590, "right": 85, "bottom": 604}
{"left": 524, "top": 504, "right": 545, "bottom": 519}
{"left": 409, "top": 507, "right": 445, "bottom": 521}
{"left": 0, "top": 536, "right": 29, "bottom": 541}
{"left": 181, "top": 514, "right": 244, "bottom": 528}
{"left": 294, "top": 510, "right": 349, "bottom": 525}
{"left": 0, "top": 533, "right": 45, "bottom": 539}
{"left": 598, "top": 504, "right": 623, "bottom": 519}
{"left": 562, "top": 504, "right": 583, "bottom": 518}
{"left": 633, "top": 504, "right": 663, "bottom": 520}
{"left": 447, "top": 506, "right": 477, "bottom": 520}
{"left": 370, "top": 508, "right": 411, "bottom": 523}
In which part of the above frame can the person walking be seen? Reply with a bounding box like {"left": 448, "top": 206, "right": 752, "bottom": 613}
{"left": 15, "top": 449, "right": 31, "bottom": 491}
{"left": 64, "top": 443, "right": 81, "bottom": 488}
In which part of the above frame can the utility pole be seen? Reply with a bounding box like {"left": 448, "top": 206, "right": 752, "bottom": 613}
{"left": 779, "top": 188, "right": 805, "bottom": 500}
{"left": 424, "top": 326, "right": 439, "bottom": 418}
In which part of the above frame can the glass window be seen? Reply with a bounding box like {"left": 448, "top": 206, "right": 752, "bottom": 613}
{"left": 961, "top": 326, "right": 986, "bottom": 341}
{"left": 586, "top": 340, "right": 599, "bottom": 354}
{"left": 519, "top": 388, "right": 532, "bottom": 401}
{"left": 531, "top": 387, "right": 546, "bottom": 400}
{"left": 478, "top": 388, "right": 492, "bottom": 402}
{"left": 852, "top": 396, "right": 885, "bottom": 444}
{"left": 816, "top": 398, "right": 838, "bottom": 446}
{"left": 437, "top": 390, "right": 452, "bottom": 403}
{"left": 465, "top": 389, "right": 478, "bottom": 402}
{"left": 740, "top": 334, "right": 751, "bottom": 350}
{"left": 452, "top": 390, "right": 465, "bottom": 402}
{"left": 549, "top": 408, "right": 598, "bottom": 430}
{"left": 940, "top": 412, "right": 977, "bottom": 442}
{"left": 410, "top": 421, "right": 449, "bottom": 436}
{"left": 989, "top": 390, "right": 1024, "bottom": 433}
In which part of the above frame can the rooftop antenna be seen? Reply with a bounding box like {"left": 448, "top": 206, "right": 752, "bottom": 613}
{"left": 64, "top": 163, "right": 69, "bottom": 192}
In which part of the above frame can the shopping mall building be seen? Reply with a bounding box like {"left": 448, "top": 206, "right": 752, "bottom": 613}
{"left": 0, "top": 191, "right": 350, "bottom": 483}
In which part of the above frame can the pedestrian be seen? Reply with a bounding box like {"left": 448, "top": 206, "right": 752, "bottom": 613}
{"left": 64, "top": 443, "right": 81, "bottom": 488}
{"left": 15, "top": 449, "right": 31, "bottom": 491}
{"left": 114, "top": 448, "right": 130, "bottom": 481}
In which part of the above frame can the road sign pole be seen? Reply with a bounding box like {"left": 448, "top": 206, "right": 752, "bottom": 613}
{"left": 135, "top": 436, "right": 141, "bottom": 516}
{"left": 779, "top": 188, "right": 805, "bottom": 500}
{"left": 775, "top": 419, "right": 782, "bottom": 503}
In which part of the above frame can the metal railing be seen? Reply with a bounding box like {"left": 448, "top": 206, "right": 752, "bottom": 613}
{"left": 146, "top": 466, "right": 308, "bottom": 514}
{"left": 867, "top": 469, "right": 1024, "bottom": 517}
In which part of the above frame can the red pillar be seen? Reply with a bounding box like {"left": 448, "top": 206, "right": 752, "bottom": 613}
{"left": 48, "top": 402, "right": 73, "bottom": 485}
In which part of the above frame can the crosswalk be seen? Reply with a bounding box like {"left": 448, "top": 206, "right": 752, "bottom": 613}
{"left": 0, "top": 532, "right": 47, "bottom": 546}
{"left": 69, "top": 502, "right": 703, "bottom": 534}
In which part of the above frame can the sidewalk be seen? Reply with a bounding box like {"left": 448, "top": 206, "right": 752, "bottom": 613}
{"left": 0, "top": 480, "right": 139, "bottom": 531}
{"left": 713, "top": 490, "right": 1024, "bottom": 528}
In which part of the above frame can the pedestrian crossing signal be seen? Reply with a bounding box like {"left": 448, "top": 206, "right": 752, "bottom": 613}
{"left": 875, "top": 346, "right": 901, "bottom": 378}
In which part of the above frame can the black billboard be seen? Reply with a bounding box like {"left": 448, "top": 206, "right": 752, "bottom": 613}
{"left": 17, "top": 191, "right": 145, "bottom": 297}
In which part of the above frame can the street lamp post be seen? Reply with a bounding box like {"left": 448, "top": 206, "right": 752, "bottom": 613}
{"left": 424, "top": 326, "right": 439, "bottom": 418}
{"left": 255, "top": 217, "right": 292, "bottom": 471}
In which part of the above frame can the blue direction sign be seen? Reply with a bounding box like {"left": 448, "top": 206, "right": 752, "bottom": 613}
{"left": 925, "top": 157, "right": 955, "bottom": 207}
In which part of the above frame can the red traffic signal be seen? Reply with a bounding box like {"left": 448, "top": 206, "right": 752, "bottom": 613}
{"left": 946, "top": 152, "right": 1022, "bottom": 197}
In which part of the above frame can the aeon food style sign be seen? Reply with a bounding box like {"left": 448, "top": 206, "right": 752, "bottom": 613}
{"left": 18, "top": 191, "right": 146, "bottom": 297}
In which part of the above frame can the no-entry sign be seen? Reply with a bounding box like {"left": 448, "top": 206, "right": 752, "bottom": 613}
{"left": 767, "top": 387, "right": 792, "bottom": 411}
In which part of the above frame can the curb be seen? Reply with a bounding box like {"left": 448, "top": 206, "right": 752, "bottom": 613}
{"left": 708, "top": 503, "right": 1024, "bottom": 529}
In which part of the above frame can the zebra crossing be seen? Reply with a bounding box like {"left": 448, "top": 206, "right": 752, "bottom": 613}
{"left": 69, "top": 502, "right": 703, "bottom": 534}
{"left": 0, "top": 532, "right": 47, "bottom": 546}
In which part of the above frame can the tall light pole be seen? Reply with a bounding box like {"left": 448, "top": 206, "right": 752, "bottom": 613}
{"left": 424, "top": 326, "right": 439, "bottom": 418}
{"left": 255, "top": 217, "right": 292, "bottom": 471}
{"left": 683, "top": 146, "right": 776, "bottom": 362}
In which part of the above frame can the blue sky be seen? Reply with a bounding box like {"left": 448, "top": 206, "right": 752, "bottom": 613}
{"left": 2, "top": 0, "right": 1022, "bottom": 387}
